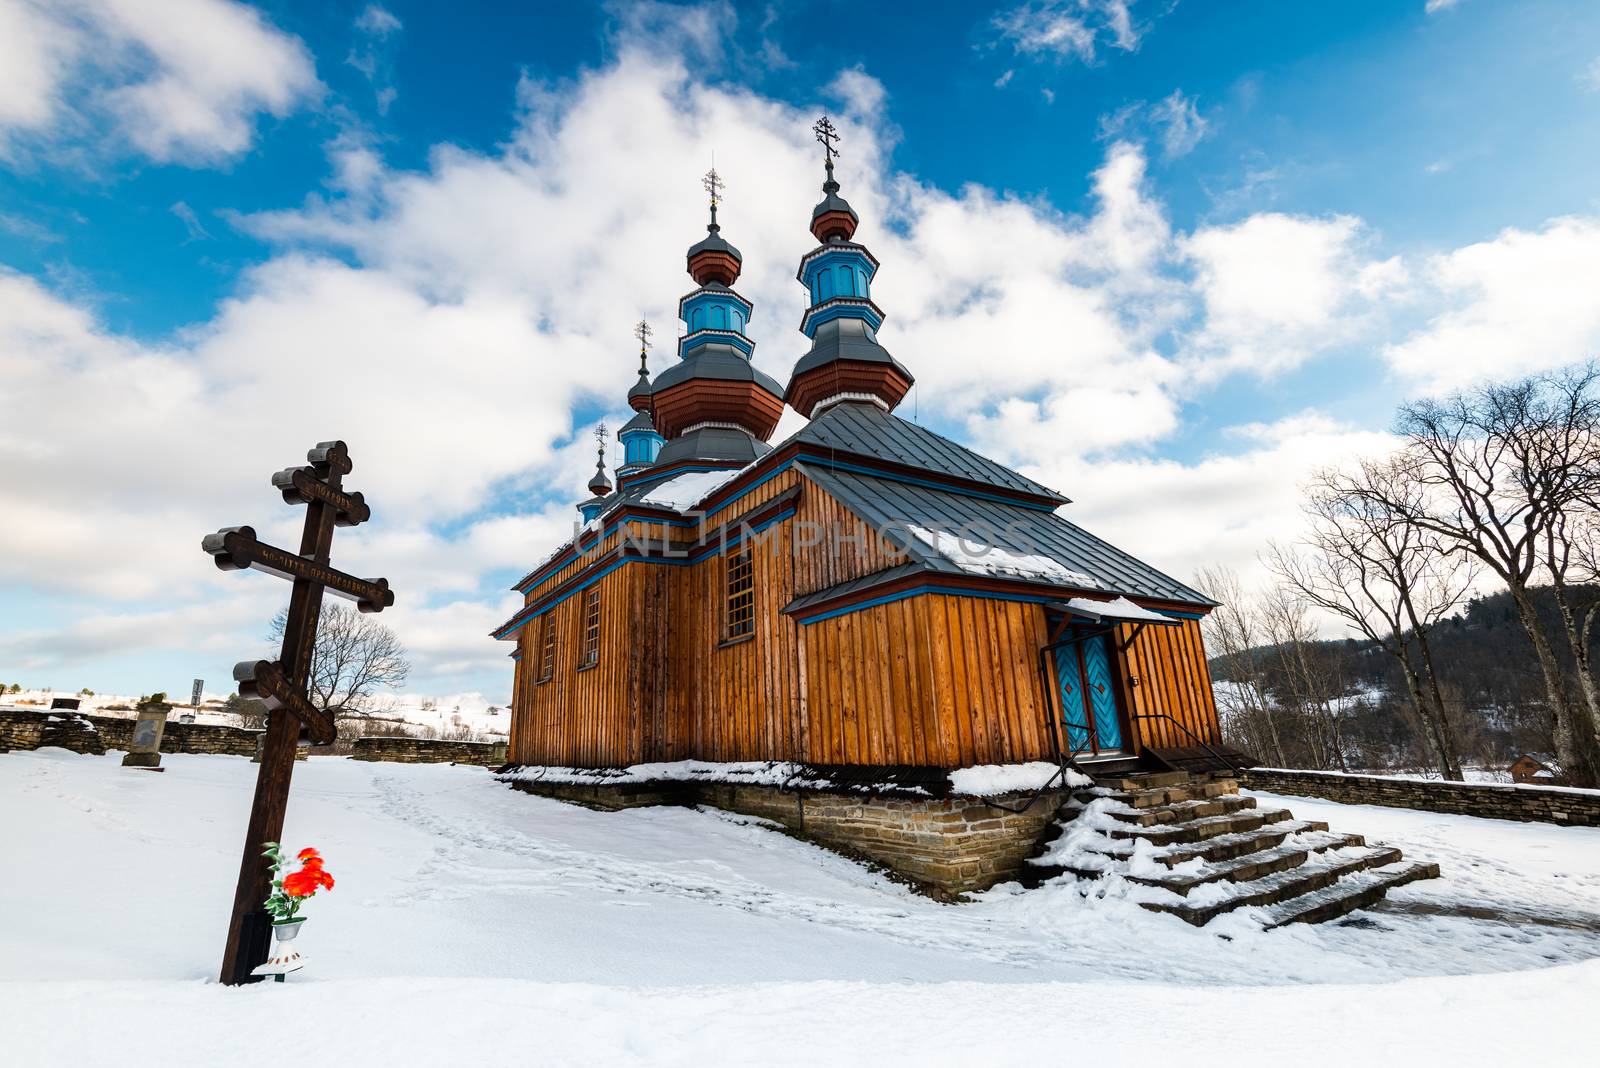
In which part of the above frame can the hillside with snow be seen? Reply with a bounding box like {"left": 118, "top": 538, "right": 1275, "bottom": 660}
{"left": 4, "top": 749, "right": 1598, "bottom": 1066}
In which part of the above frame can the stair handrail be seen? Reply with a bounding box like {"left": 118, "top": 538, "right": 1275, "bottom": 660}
{"left": 1129, "top": 710, "right": 1249, "bottom": 775}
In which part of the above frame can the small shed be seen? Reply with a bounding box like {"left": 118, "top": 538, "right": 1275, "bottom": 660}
{"left": 1510, "top": 754, "right": 1563, "bottom": 786}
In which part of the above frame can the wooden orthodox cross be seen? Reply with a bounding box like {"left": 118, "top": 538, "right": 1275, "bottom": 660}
{"left": 201, "top": 440, "right": 394, "bottom": 985}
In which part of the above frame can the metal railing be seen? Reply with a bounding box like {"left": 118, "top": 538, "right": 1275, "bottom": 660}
{"left": 1129, "top": 710, "right": 1247, "bottom": 775}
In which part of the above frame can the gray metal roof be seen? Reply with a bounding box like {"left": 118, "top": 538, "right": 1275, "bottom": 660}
{"left": 793, "top": 402, "right": 1068, "bottom": 504}
{"left": 797, "top": 463, "right": 1214, "bottom": 608}
{"left": 790, "top": 315, "right": 909, "bottom": 381}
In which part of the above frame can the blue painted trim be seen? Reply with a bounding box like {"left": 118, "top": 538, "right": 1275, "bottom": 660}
{"left": 514, "top": 450, "right": 1055, "bottom": 597}
{"left": 800, "top": 298, "right": 885, "bottom": 338}
{"left": 791, "top": 583, "right": 1060, "bottom": 626}
{"left": 497, "top": 505, "right": 799, "bottom": 637}
{"left": 678, "top": 329, "right": 755, "bottom": 359}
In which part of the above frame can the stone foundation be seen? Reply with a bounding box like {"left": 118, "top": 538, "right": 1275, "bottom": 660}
{"left": 1242, "top": 767, "right": 1600, "bottom": 828}
{"left": 506, "top": 776, "right": 1067, "bottom": 897}
{"left": 352, "top": 736, "right": 508, "bottom": 766}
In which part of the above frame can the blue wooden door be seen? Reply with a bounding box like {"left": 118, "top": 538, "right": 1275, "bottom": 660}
{"left": 1081, "top": 633, "right": 1124, "bottom": 752}
{"left": 1053, "top": 643, "right": 1090, "bottom": 751}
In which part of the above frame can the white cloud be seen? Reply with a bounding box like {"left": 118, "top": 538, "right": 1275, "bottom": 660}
{"left": 1019, "top": 414, "right": 1399, "bottom": 588}
{"left": 348, "top": 3, "right": 403, "bottom": 115}
{"left": 0, "top": 0, "right": 76, "bottom": 131}
{"left": 1150, "top": 90, "right": 1209, "bottom": 159}
{"left": 1179, "top": 213, "right": 1398, "bottom": 378}
{"left": 1424, "top": 0, "right": 1461, "bottom": 13}
{"left": 1383, "top": 216, "right": 1600, "bottom": 390}
{"left": 1098, "top": 90, "right": 1211, "bottom": 162}
{"left": 1580, "top": 57, "right": 1600, "bottom": 92}
{"left": 0, "top": 0, "right": 320, "bottom": 165}
{"left": 169, "top": 200, "right": 211, "bottom": 242}
{"left": 355, "top": 3, "right": 401, "bottom": 36}
{"left": 993, "top": 1, "right": 1146, "bottom": 65}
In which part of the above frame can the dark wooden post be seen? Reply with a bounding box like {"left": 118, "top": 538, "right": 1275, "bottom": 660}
{"left": 204, "top": 441, "right": 392, "bottom": 985}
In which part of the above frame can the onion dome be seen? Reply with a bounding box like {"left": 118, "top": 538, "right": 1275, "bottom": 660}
{"left": 649, "top": 168, "right": 785, "bottom": 467}
{"left": 686, "top": 203, "right": 743, "bottom": 286}
{"left": 627, "top": 349, "right": 654, "bottom": 411}
{"left": 811, "top": 156, "right": 859, "bottom": 243}
{"left": 618, "top": 321, "right": 665, "bottom": 484}
{"left": 578, "top": 425, "right": 612, "bottom": 523}
{"left": 786, "top": 116, "right": 913, "bottom": 420}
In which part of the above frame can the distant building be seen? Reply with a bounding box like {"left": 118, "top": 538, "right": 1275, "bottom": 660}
{"left": 1510, "top": 754, "right": 1563, "bottom": 786}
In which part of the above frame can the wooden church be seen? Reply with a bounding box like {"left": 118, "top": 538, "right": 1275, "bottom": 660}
{"left": 494, "top": 122, "right": 1225, "bottom": 778}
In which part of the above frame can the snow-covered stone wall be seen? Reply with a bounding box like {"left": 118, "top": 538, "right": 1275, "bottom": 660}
{"left": 0, "top": 708, "right": 263, "bottom": 757}
{"left": 352, "top": 736, "right": 508, "bottom": 767}
{"left": 1244, "top": 768, "right": 1600, "bottom": 827}
{"left": 504, "top": 775, "right": 1069, "bottom": 896}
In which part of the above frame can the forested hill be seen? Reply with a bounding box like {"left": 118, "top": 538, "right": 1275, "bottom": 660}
{"left": 1207, "top": 586, "right": 1599, "bottom": 772}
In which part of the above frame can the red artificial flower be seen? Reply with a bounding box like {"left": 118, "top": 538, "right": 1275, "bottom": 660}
{"left": 297, "top": 847, "right": 321, "bottom": 862}
{"left": 282, "top": 870, "right": 318, "bottom": 897}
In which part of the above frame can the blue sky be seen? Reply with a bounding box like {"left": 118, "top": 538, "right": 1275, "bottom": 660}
{"left": 2, "top": 0, "right": 1599, "bottom": 704}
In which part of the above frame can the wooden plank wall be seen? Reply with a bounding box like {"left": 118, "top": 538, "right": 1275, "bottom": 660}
{"left": 789, "top": 481, "right": 904, "bottom": 597}
{"left": 796, "top": 593, "right": 1055, "bottom": 766}
{"left": 1114, "top": 618, "right": 1221, "bottom": 751}
{"left": 675, "top": 470, "right": 803, "bottom": 763}
{"left": 510, "top": 563, "right": 639, "bottom": 766}
{"left": 508, "top": 468, "right": 1219, "bottom": 770}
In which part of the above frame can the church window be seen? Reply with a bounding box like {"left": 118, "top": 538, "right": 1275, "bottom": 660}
{"left": 726, "top": 547, "right": 754, "bottom": 640}
{"left": 537, "top": 617, "right": 556, "bottom": 683}
{"left": 580, "top": 588, "right": 601, "bottom": 668}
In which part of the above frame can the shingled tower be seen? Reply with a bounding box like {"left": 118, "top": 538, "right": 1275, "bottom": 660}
{"left": 649, "top": 168, "right": 785, "bottom": 471}
{"left": 785, "top": 116, "right": 914, "bottom": 418}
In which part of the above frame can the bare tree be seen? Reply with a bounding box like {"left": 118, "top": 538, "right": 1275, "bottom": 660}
{"left": 268, "top": 603, "right": 411, "bottom": 734}
{"left": 1361, "top": 368, "right": 1600, "bottom": 785}
{"left": 1268, "top": 458, "right": 1476, "bottom": 779}
{"left": 1257, "top": 583, "right": 1352, "bottom": 771}
{"left": 1195, "top": 565, "right": 1286, "bottom": 765}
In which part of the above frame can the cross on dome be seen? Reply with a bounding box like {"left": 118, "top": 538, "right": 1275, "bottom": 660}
{"left": 813, "top": 115, "right": 840, "bottom": 163}
{"left": 702, "top": 166, "right": 724, "bottom": 210}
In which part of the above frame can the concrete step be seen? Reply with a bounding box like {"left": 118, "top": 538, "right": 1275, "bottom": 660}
{"left": 1148, "top": 846, "right": 1404, "bottom": 926}
{"left": 1110, "top": 807, "right": 1294, "bottom": 846}
{"left": 1107, "top": 794, "right": 1258, "bottom": 827}
{"left": 1127, "top": 832, "right": 1365, "bottom": 895}
{"left": 1264, "top": 862, "right": 1442, "bottom": 928}
{"left": 1094, "top": 771, "right": 1192, "bottom": 791}
{"left": 1087, "top": 819, "right": 1337, "bottom": 867}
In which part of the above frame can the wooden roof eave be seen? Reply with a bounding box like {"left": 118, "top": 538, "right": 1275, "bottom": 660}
{"left": 781, "top": 566, "right": 1215, "bottom": 625}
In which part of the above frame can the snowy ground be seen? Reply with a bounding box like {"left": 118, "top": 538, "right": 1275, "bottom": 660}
{"left": 3, "top": 749, "right": 1598, "bottom": 1066}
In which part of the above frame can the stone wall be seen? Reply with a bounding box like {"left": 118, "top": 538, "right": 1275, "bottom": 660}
{"left": 0, "top": 708, "right": 263, "bottom": 758}
{"left": 352, "top": 736, "right": 508, "bottom": 767}
{"left": 506, "top": 777, "right": 1067, "bottom": 897}
{"left": 1243, "top": 767, "right": 1600, "bottom": 828}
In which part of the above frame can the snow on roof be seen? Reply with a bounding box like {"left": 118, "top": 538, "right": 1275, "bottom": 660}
{"left": 1062, "top": 596, "right": 1176, "bottom": 625}
{"left": 907, "top": 525, "right": 1103, "bottom": 588}
{"left": 637, "top": 468, "right": 744, "bottom": 512}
